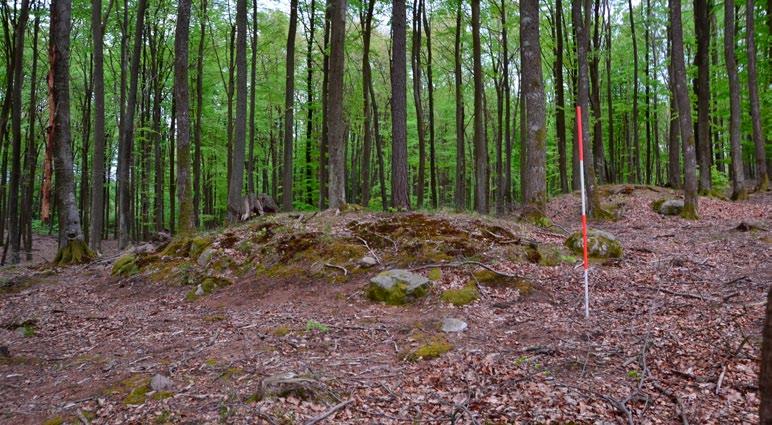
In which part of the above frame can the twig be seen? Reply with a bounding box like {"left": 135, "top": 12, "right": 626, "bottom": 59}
{"left": 412, "top": 261, "right": 517, "bottom": 278}
{"left": 76, "top": 410, "right": 91, "bottom": 425}
{"left": 450, "top": 402, "right": 481, "bottom": 425}
{"left": 324, "top": 263, "right": 348, "bottom": 276}
{"left": 651, "top": 380, "right": 689, "bottom": 425}
{"left": 255, "top": 409, "right": 278, "bottom": 425}
{"left": 355, "top": 236, "right": 381, "bottom": 265}
{"left": 304, "top": 399, "right": 353, "bottom": 425}
{"left": 715, "top": 365, "right": 727, "bottom": 394}
{"left": 599, "top": 394, "right": 634, "bottom": 425}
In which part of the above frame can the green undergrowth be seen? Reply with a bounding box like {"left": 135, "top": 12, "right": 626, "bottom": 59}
{"left": 402, "top": 334, "right": 453, "bottom": 361}
{"left": 441, "top": 284, "right": 479, "bottom": 306}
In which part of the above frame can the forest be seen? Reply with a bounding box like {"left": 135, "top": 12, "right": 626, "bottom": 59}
{"left": 0, "top": 0, "right": 771, "bottom": 423}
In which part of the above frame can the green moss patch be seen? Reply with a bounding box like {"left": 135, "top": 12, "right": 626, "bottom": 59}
{"left": 54, "top": 239, "right": 95, "bottom": 265}
{"left": 403, "top": 336, "right": 453, "bottom": 361}
{"left": 112, "top": 254, "right": 139, "bottom": 276}
{"left": 441, "top": 284, "right": 479, "bottom": 306}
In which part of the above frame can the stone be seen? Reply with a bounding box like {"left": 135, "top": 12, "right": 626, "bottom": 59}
{"left": 197, "top": 247, "right": 215, "bottom": 267}
{"left": 150, "top": 374, "right": 173, "bottom": 392}
{"left": 366, "top": 269, "right": 430, "bottom": 305}
{"left": 441, "top": 318, "right": 468, "bottom": 333}
{"left": 565, "top": 229, "right": 623, "bottom": 258}
{"left": 358, "top": 256, "right": 378, "bottom": 267}
{"left": 658, "top": 199, "right": 684, "bottom": 215}
{"left": 195, "top": 285, "right": 205, "bottom": 296}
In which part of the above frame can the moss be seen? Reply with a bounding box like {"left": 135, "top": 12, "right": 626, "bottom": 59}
{"left": 189, "top": 235, "right": 214, "bottom": 259}
{"left": 152, "top": 390, "right": 174, "bottom": 400}
{"left": 366, "top": 280, "right": 428, "bottom": 305}
{"left": 472, "top": 269, "right": 513, "bottom": 287}
{"left": 112, "top": 254, "right": 139, "bottom": 276}
{"left": 427, "top": 268, "right": 442, "bottom": 281}
{"left": 54, "top": 239, "right": 95, "bottom": 265}
{"left": 155, "top": 411, "right": 173, "bottom": 424}
{"left": 42, "top": 417, "right": 65, "bottom": 425}
{"left": 219, "top": 367, "right": 244, "bottom": 380}
{"left": 162, "top": 237, "right": 193, "bottom": 257}
{"left": 441, "top": 284, "right": 479, "bottom": 306}
{"left": 650, "top": 198, "right": 666, "bottom": 212}
{"left": 405, "top": 336, "right": 453, "bottom": 361}
{"left": 272, "top": 325, "right": 291, "bottom": 337}
{"left": 680, "top": 203, "right": 699, "bottom": 220}
{"left": 124, "top": 383, "right": 150, "bottom": 405}
{"left": 520, "top": 210, "right": 551, "bottom": 228}
{"left": 203, "top": 314, "right": 226, "bottom": 322}
{"left": 589, "top": 207, "right": 616, "bottom": 221}
{"left": 514, "top": 278, "right": 535, "bottom": 296}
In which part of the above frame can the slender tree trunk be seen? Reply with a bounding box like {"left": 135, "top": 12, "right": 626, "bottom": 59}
{"left": 51, "top": 0, "right": 92, "bottom": 264}
{"left": 627, "top": 0, "right": 640, "bottom": 183}
{"left": 573, "top": 0, "right": 602, "bottom": 215}
{"left": 90, "top": 0, "right": 108, "bottom": 251}
{"left": 391, "top": 0, "right": 410, "bottom": 209}
{"left": 761, "top": 286, "right": 772, "bottom": 423}
{"left": 695, "top": 0, "right": 712, "bottom": 192}
{"left": 228, "top": 0, "right": 249, "bottom": 221}
{"left": 194, "top": 0, "right": 207, "bottom": 226}
{"left": 327, "top": 0, "right": 346, "bottom": 208}
{"left": 671, "top": 0, "right": 699, "bottom": 215}
{"left": 471, "top": 0, "right": 488, "bottom": 214}
{"left": 319, "top": 0, "right": 331, "bottom": 208}
{"left": 644, "top": 0, "right": 653, "bottom": 184}
{"left": 746, "top": 0, "right": 767, "bottom": 191}
{"left": 521, "top": 0, "right": 547, "bottom": 218}
{"left": 411, "top": 0, "right": 426, "bottom": 208}
{"left": 79, "top": 55, "right": 93, "bottom": 243}
{"left": 604, "top": 0, "right": 614, "bottom": 183}
{"left": 555, "top": 0, "right": 568, "bottom": 193}
{"left": 118, "top": 0, "right": 148, "bottom": 248}
{"left": 724, "top": 0, "right": 746, "bottom": 200}
{"left": 7, "top": 0, "right": 30, "bottom": 264}
{"left": 453, "top": 2, "right": 466, "bottom": 211}
{"left": 169, "top": 98, "right": 176, "bottom": 232}
{"left": 304, "top": 0, "right": 316, "bottom": 205}
{"left": 423, "top": 2, "right": 437, "bottom": 209}
{"left": 23, "top": 9, "right": 40, "bottom": 260}
{"left": 590, "top": 0, "right": 605, "bottom": 184}
{"left": 368, "top": 66, "right": 388, "bottom": 210}
{"left": 282, "top": 0, "right": 298, "bottom": 211}
{"left": 248, "top": 0, "right": 258, "bottom": 200}
{"left": 174, "top": 0, "right": 194, "bottom": 235}
{"left": 360, "top": 0, "right": 375, "bottom": 207}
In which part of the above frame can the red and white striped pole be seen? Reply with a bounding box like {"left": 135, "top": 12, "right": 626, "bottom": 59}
{"left": 576, "top": 106, "right": 590, "bottom": 319}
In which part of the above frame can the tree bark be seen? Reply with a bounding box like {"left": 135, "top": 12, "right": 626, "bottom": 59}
{"left": 761, "top": 286, "right": 772, "bottom": 423}
{"left": 555, "top": 0, "right": 568, "bottom": 193}
{"left": 327, "top": 0, "right": 346, "bottom": 208}
{"left": 671, "top": 0, "right": 699, "bottom": 216}
{"left": 724, "top": 0, "right": 746, "bottom": 200}
{"left": 194, "top": 0, "right": 207, "bottom": 226}
{"left": 174, "top": 0, "right": 194, "bottom": 235}
{"left": 391, "top": 0, "right": 410, "bottom": 210}
{"left": 51, "top": 0, "right": 92, "bottom": 264}
{"left": 694, "top": 0, "right": 712, "bottom": 192}
{"left": 411, "top": 0, "right": 426, "bottom": 208}
{"left": 304, "top": 0, "right": 316, "bottom": 206}
{"left": 422, "top": 1, "right": 437, "bottom": 209}
{"left": 746, "top": 0, "right": 768, "bottom": 191}
{"left": 282, "top": 0, "right": 298, "bottom": 211}
{"left": 590, "top": 0, "right": 605, "bottom": 184}
{"left": 228, "top": 0, "right": 249, "bottom": 221}
{"left": 627, "top": 0, "right": 640, "bottom": 183}
{"left": 471, "top": 0, "right": 488, "bottom": 214}
{"left": 360, "top": 0, "right": 375, "bottom": 207}
{"left": 89, "top": 0, "right": 109, "bottom": 252}
{"left": 23, "top": 8, "right": 41, "bottom": 260}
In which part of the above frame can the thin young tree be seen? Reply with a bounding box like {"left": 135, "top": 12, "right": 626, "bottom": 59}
{"left": 282, "top": 0, "right": 299, "bottom": 211}
{"left": 194, "top": 0, "right": 207, "bottom": 226}
{"left": 554, "top": 0, "right": 569, "bottom": 193}
{"left": 228, "top": 0, "right": 249, "bottom": 221}
{"left": 471, "top": 0, "right": 488, "bottom": 214}
{"left": 671, "top": 0, "right": 699, "bottom": 216}
{"left": 174, "top": 0, "right": 194, "bottom": 235}
{"left": 327, "top": 0, "right": 347, "bottom": 208}
{"left": 50, "top": 0, "right": 93, "bottom": 264}
{"left": 391, "top": 0, "right": 410, "bottom": 210}
{"left": 422, "top": 1, "right": 437, "bottom": 209}
{"left": 521, "top": 0, "right": 547, "bottom": 218}
{"left": 627, "top": 0, "right": 640, "bottom": 182}
{"left": 724, "top": 0, "right": 746, "bottom": 200}
{"left": 360, "top": 0, "right": 375, "bottom": 207}
{"left": 453, "top": 0, "right": 465, "bottom": 210}
{"left": 694, "top": 0, "right": 712, "bottom": 192}
{"left": 746, "top": 0, "right": 767, "bottom": 191}
{"left": 411, "top": 0, "right": 426, "bottom": 208}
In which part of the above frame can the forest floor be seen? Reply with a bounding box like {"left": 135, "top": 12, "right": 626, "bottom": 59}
{"left": 0, "top": 185, "right": 770, "bottom": 425}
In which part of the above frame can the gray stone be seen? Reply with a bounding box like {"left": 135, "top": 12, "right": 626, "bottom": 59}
{"left": 441, "top": 318, "right": 468, "bottom": 333}
{"left": 565, "top": 229, "right": 623, "bottom": 258}
{"left": 366, "top": 269, "right": 430, "bottom": 305}
{"left": 197, "top": 247, "right": 214, "bottom": 267}
{"left": 150, "top": 374, "right": 174, "bottom": 392}
{"left": 358, "top": 256, "right": 378, "bottom": 267}
{"left": 659, "top": 199, "right": 684, "bottom": 215}
{"left": 195, "top": 285, "right": 205, "bottom": 296}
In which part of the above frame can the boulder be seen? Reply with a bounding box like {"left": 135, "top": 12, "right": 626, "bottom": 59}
{"left": 366, "top": 269, "right": 430, "bottom": 305}
{"left": 565, "top": 229, "right": 623, "bottom": 258}
{"left": 197, "top": 247, "right": 215, "bottom": 267}
{"left": 441, "top": 318, "right": 468, "bottom": 333}
{"left": 658, "top": 199, "right": 684, "bottom": 215}
{"left": 358, "top": 256, "right": 378, "bottom": 268}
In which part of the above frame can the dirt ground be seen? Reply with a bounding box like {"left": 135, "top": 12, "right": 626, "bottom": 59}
{"left": 1, "top": 186, "right": 770, "bottom": 424}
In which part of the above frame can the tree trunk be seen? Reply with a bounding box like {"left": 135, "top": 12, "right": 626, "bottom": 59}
{"left": 590, "top": 0, "right": 605, "bottom": 184}
{"left": 368, "top": 63, "right": 388, "bottom": 210}
{"left": 228, "top": 0, "right": 249, "bottom": 221}
{"left": 521, "top": 0, "right": 547, "bottom": 218}
{"left": 422, "top": 1, "right": 437, "bottom": 209}
{"left": 411, "top": 0, "right": 426, "bottom": 208}
{"left": 23, "top": 8, "right": 40, "bottom": 260}
{"left": 282, "top": 0, "right": 298, "bottom": 211}
{"left": 327, "top": 0, "right": 346, "bottom": 208}
{"left": 391, "top": 0, "right": 410, "bottom": 210}
{"left": 694, "top": 0, "right": 712, "bottom": 192}
{"left": 194, "top": 0, "right": 207, "bottom": 226}
{"left": 644, "top": 0, "right": 652, "bottom": 184}
{"left": 453, "top": 2, "right": 466, "bottom": 211}
{"left": 7, "top": 0, "right": 30, "bottom": 264}
{"left": 471, "top": 0, "right": 488, "bottom": 214}
{"left": 746, "top": 0, "right": 768, "bottom": 191}
{"left": 360, "top": 0, "right": 375, "bottom": 207}
{"left": 174, "top": 0, "right": 194, "bottom": 235}
{"left": 304, "top": 0, "right": 316, "bottom": 206}
{"left": 51, "top": 0, "right": 93, "bottom": 264}
{"left": 671, "top": 0, "right": 699, "bottom": 216}
{"left": 319, "top": 0, "right": 331, "bottom": 209}
{"left": 555, "top": 0, "right": 568, "bottom": 193}
{"left": 572, "top": 0, "right": 602, "bottom": 216}
{"left": 89, "top": 0, "right": 108, "bottom": 252}
{"left": 724, "top": 0, "right": 746, "bottom": 200}
{"left": 761, "top": 286, "right": 772, "bottom": 423}
{"left": 118, "top": 0, "right": 147, "bottom": 248}
{"left": 627, "top": 0, "right": 640, "bottom": 183}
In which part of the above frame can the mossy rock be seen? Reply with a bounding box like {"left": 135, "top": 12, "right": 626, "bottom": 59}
{"left": 441, "top": 284, "right": 479, "bottom": 306}
{"left": 472, "top": 269, "right": 513, "bottom": 287}
{"left": 186, "top": 276, "right": 233, "bottom": 301}
{"left": 366, "top": 269, "right": 430, "bottom": 305}
{"left": 526, "top": 245, "right": 578, "bottom": 266}
{"left": 162, "top": 237, "right": 193, "bottom": 257}
{"left": 403, "top": 336, "right": 453, "bottom": 361}
{"left": 564, "top": 229, "right": 623, "bottom": 258}
{"left": 427, "top": 268, "right": 442, "bottom": 281}
{"left": 189, "top": 236, "right": 214, "bottom": 259}
{"left": 124, "top": 383, "right": 150, "bottom": 405}
{"left": 112, "top": 254, "right": 139, "bottom": 276}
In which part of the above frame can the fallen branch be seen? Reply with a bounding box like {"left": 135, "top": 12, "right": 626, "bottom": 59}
{"left": 355, "top": 236, "right": 381, "bottom": 265}
{"left": 412, "top": 261, "right": 517, "bottom": 278}
{"left": 651, "top": 380, "right": 689, "bottom": 425}
{"left": 324, "top": 263, "right": 348, "bottom": 276}
{"left": 304, "top": 399, "right": 353, "bottom": 425}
